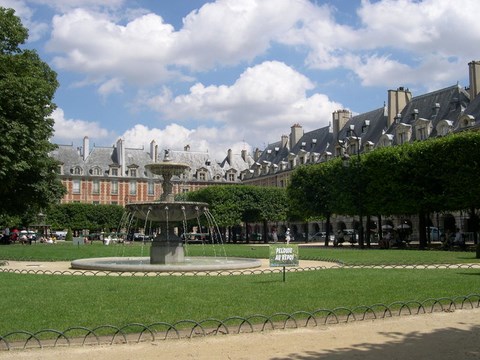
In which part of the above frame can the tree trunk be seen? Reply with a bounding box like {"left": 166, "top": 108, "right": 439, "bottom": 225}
{"left": 418, "top": 211, "right": 427, "bottom": 250}
{"left": 324, "top": 214, "right": 331, "bottom": 247}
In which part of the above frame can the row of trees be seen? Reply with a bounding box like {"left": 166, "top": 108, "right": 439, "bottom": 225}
{"left": 45, "top": 203, "right": 125, "bottom": 233}
{"left": 288, "top": 131, "right": 480, "bottom": 251}
{"left": 183, "top": 185, "right": 288, "bottom": 242}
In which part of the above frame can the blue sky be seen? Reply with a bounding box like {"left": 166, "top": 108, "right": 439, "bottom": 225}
{"left": 2, "top": 0, "right": 479, "bottom": 160}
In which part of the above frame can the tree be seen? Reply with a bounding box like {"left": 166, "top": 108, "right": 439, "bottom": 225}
{"left": 46, "top": 203, "right": 125, "bottom": 232}
{"left": 0, "top": 7, "right": 65, "bottom": 218}
{"left": 288, "top": 161, "right": 340, "bottom": 246}
{"left": 185, "top": 185, "right": 288, "bottom": 242}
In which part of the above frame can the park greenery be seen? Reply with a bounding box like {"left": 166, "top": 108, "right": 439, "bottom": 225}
{"left": 183, "top": 185, "right": 288, "bottom": 241}
{"left": 45, "top": 203, "right": 125, "bottom": 233}
{"left": 288, "top": 131, "right": 480, "bottom": 253}
{"left": 0, "top": 8, "right": 65, "bottom": 224}
{"left": 0, "top": 243, "right": 479, "bottom": 337}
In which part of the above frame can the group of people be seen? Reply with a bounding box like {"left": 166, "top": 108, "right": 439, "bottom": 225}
{"left": 271, "top": 227, "right": 292, "bottom": 244}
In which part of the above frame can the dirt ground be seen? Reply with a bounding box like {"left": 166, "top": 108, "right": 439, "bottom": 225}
{"left": 2, "top": 309, "right": 479, "bottom": 360}
{"left": 1, "top": 259, "right": 479, "bottom": 359}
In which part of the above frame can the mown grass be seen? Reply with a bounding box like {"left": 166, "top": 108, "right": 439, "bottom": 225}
{"left": 0, "top": 241, "right": 478, "bottom": 264}
{"left": 0, "top": 242, "right": 479, "bottom": 336}
{"left": 0, "top": 268, "right": 478, "bottom": 336}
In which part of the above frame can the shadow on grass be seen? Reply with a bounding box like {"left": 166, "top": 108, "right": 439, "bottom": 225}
{"left": 457, "top": 272, "right": 480, "bottom": 276}
{"left": 271, "top": 324, "right": 480, "bottom": 360}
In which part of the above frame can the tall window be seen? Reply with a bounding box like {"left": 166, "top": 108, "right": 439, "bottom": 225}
{"left": 72, "top": 179, "right": 81, "bottom": 194}
{"left": 199, "top": 172, "right": 206, "bottom": 181}
{"left": 130, "top": 169, "right": 137, "bottom": 177}
{"left": 228, "top": 173, "right": 235, "bottom": 181}
{"left": 92, "top": 179, "right": 100, "bottom": 194}
{"left": 110, "top": 168, "right": 118, "bottom": 176}
{"left": 111, "top": 180, "right": 118, "bottom": 194}
{"left": 147, "top": 181, "right": 154, "bottom": 196}
{"left": 129, "top": 180, "right": 137, "bottom": 195}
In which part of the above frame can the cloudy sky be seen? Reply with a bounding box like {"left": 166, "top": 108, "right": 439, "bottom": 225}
{"left": 2, "top": 0, "right": 479, "bottom": 161}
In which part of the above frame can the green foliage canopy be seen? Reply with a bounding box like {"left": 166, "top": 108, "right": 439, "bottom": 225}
{"left": 184, "top": 185, "right": 288, "bottom": 226}
{"left": 289, "top": 132, "right": 480, "bottom": 219}
{"left": 46, "top": 203, "right": 125, "bottom": 232}
{"left": 0, "top": 7, "right": 65, "bottom": 218}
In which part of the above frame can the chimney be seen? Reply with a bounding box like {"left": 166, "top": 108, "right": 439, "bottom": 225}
{"left": 281, "top": 135, "right": 289, "bottom": 149}
{"left": 150, "top": 140, "right": 157, "bottom": 161}
{"left": 254, "top": 148, "right": 262, "bottom": 162}
{"left": 227, "top": 149, "right": 233, "bottom": 165}
{"left": 332, "top": 109, "right": 351, "bottom": 139}
{"left": 116, "top": 138, "right": 125, "bottom": 177}
{"left": 241, "top": 149, "right": 247, "bottom": 162}
{"left": 468, "top": 60, "right": 480, "bottom": 100}
{"left": 184, "top": 144, "right": 190, "bottom": 151}
{"left": 387, "top": 87, "right": 412, "bottom": 127}
{"left": 83, "top": 136, "right": 89, "bottom": 161}
{"left": 290, "top": 123, "right": 303, "bottom": 149}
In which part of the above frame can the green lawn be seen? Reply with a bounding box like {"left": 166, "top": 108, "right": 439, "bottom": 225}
{"left": 0, "top": 242, "right": 479, "bottom": 337}
{"left": 0, "top": 241, "right": 478, "bottom": 264}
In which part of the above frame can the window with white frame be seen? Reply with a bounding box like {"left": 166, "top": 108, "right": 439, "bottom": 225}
{"left": 92, "top": 167, "right": 102, "bottom": 176}
{"left": 129, "top": 180, "right": 137, "bottom": 195}
{"left": 111, "top": 180, "right": 118, "bottom": 195}
{"left": 72, "top": 179, "right": 81, "bottom": 194}
{"left": 147, "top": 181, "right": 154, "bottom": 196}
{"left": 92, "top": 179, "right": 100, "bottom": 194}
{"left": 396, "top": 124, "right": 412, "bottom": 145}
{"left": 110, "top": 167, "right": 118, "bottom": 176}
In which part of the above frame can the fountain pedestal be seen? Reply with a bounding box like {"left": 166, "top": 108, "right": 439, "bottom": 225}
{"left": 150, "top": 223, "right": 184, "bottom": 264}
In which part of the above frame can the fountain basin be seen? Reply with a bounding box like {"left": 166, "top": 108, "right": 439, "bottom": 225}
{"left": 71, "top": 256, "right": 262, "bottom": 272}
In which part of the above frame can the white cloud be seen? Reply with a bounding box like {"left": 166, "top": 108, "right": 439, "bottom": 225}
{"left": 173, "top": 0, "right": 313, "bottom": 70}
{"left": 51, "top": 108, "right": 113, "bottom": 142}
{"left": 139, "top": 61, "right": 342, "bottom": 149}
{"left": 47, "top": 9, "right": 177, "bottom": 85}
{"left": 97, "top": 77, "right": 123, "bottom": 97}
{"left": 119, "top": 123, "right": 240, "bottom": 161}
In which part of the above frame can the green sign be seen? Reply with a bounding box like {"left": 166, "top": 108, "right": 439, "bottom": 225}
{"left": 269, "top": 244, "right": 299, "bottom": 267}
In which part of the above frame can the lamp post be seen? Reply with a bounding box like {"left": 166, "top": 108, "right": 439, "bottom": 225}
{"left": 338, "top": 125, "right": 365, "bottom": 248}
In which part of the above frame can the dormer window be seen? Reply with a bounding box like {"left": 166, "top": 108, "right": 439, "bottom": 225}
{"left": 459, "top": 114, "right": 475, "bottom": 129}
{"left": 91, "top": 166, "right": 102, "bottom": 176}
{"left": 364, "top": 141, "right": 374, "bottom": 153}
{"left": 436, "top": 119, "right": 454, "bottom": 136}
{"left": 72, "top": 166, "right": 82, "bottom": 175}
{"left": 197, "top": 168, "right": 208, "bottom": 181}
{"left": 395, "top": 123, "right": 412, "bottom": 145}
{"left": 377, "top": 134, "right": 394, "bottom": 148}
{"left": 109, "top": 167, "right": 119, "bottom": 177}
{"left": 127, "top": 165, "right": 139, "bottom": 177}
{"left": 57, "top": 164, "right": 64, "bottom": 175}
{"left": 414, "top": 118, "right": 432, "bottom": 141}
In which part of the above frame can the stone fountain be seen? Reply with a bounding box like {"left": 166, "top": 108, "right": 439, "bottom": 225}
{"left": 70, "top": 149, "right": 261, "bottom": 272}
{"left": 125, "top": 149, "right": 209, "bottom": 264}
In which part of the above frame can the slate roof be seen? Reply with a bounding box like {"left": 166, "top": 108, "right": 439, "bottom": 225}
{"left": 386, "top": 85, "right": 469, "bottom": 141}
{"left": 337, "top": 107, "right": 388, "bottom": 152}
{"left": 50, "top": 143, "right": 250, "bottom": 182}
